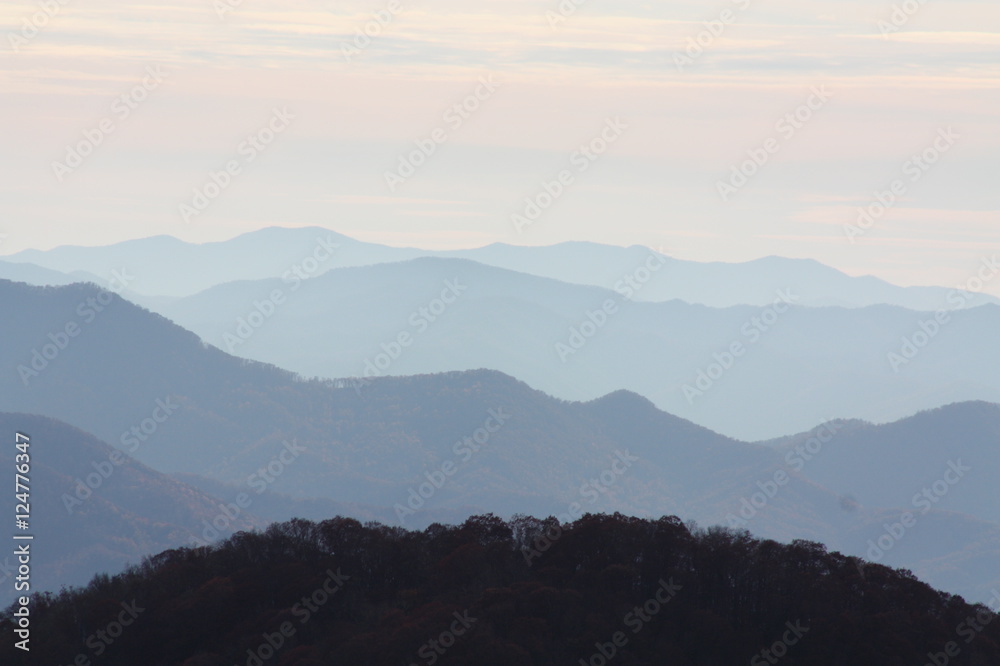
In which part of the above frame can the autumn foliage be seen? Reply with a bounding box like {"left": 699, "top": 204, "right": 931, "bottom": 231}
{"left": 2, "top": 513, "right": 999, "bottom": 665}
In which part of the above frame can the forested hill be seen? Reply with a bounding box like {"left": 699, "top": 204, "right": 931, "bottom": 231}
{"left": 3, "top": 514, "right": 998, "bottom": 666}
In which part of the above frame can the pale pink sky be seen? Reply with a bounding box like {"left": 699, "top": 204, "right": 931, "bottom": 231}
{"left": 0, "top": 0, "right": 997, "bottom": 292}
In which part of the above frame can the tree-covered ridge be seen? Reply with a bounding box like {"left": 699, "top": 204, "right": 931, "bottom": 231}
{"left": 3, "top": 513, "right": 998, "bottom": 665}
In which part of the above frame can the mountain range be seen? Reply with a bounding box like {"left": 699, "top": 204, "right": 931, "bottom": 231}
{"left": 4, "top": 226, "right": 996, "bottom": 309}
{"left": 5, "top": 227, "right": 1000, "bottom": 440}
{"left": 2, "top": 278, "right": 999, "bottom": 605}
{"left": 144, "top": 255, "right": 1000, "bottom": 440}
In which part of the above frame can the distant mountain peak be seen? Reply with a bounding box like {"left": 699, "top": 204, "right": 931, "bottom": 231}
{"left": 588, "top": 388, "right": 658, "bottom": 410}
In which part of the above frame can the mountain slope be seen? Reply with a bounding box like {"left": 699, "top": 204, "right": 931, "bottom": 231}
{"left": 772, "top": 401, "right": 1000, "bottom": 524}
{"left": 2, "top": 228, "right": 392, "bottom": 297}
{"left": 2, "top": 279, "right": 1000, "bottom": 603}
{"left": 0, "top": 412, "right": 261, "bottom": 607}
{"left": 150, "top": 257, "right": 1000, "bottom": 440}
{"left": 0, "top": 259, "right": 104, "bottom": 288}
{"left": 443, "top": 242, "right": 995, "bottom": 309}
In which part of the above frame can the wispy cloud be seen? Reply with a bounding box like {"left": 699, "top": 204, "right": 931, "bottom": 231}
{"left": 0, "top": 0, "right": 996, "bottom": 293}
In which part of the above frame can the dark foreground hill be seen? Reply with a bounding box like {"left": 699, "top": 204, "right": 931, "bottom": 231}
{"left": 2, "top": 514, "right": 998, "bottom": 666}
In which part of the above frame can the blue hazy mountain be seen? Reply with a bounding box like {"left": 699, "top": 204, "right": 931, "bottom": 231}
{"left": 0, "top": 259, "right": 103, "bottom": 288}
{"left": 0, "top": 411, "right": 261, "bottom": 608}
{"left": 1, "top": 278, "right": 998, "bottom": 604}
{"left": 148, "top": 257, "right": 1000, "bottom": 441}
{"left": 4, "top": 226, "right": 995, "bottom": 309}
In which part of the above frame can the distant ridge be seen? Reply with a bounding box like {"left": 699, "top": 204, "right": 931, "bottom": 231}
{"left": 3, "top": 226, "right": 996, "bottom": 309}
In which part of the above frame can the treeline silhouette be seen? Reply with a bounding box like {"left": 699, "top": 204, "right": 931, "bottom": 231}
{"left": 3, "top": 513, "right": 998, "bottom": 665}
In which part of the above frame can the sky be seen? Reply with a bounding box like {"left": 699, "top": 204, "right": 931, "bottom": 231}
{"left": 0, "top": 0, "right": 997, "bottom": 293}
